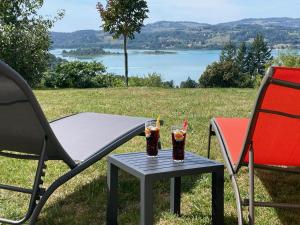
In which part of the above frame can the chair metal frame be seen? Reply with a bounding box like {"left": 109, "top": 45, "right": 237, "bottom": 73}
{"left": 0, "top": 125, "right": 147, "bottom": 225}
{"left": 208, "top": 67, "right": 300, "bottom": 225}
{"left": 0, "top": 61, "right": 153, "bottom": 224}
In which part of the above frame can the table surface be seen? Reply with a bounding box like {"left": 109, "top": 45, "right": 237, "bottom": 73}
{"left": 107, "top": 149, "right": 224, "bottom": 225}
{"left": 107, "top": 150, "right": 223, "bottom": 178}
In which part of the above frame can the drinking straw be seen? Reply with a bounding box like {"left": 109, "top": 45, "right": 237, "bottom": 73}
{"left": 156, "top": 115, "right": 160, "bottom": 129}
{"left": 183, "top": 118, "right": 188, "bottom": 131}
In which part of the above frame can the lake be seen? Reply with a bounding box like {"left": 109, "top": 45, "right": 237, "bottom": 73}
{"left": 50, "top": 48, "right": 295, "bottom": 85}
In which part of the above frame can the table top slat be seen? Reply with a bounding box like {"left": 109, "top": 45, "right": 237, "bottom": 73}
{"left": 141, "top": 162, "right": 216, "bottom": 172}
{"left": 108, "top": 150, "right": 223, "bottom": 177}
{"left": 124, "top": 157, "right": 208, "bottom": 166}
{"left": 132, "top": 160, "right": 213, "bottom": 169}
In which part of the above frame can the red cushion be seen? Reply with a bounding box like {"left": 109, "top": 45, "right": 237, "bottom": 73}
{"left": 214, "top": 118, "right": 249, "bottom": 165}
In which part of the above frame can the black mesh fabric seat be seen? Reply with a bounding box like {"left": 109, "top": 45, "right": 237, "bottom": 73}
{"left": 0, "top": 61, "right": 154, "bottom": 224}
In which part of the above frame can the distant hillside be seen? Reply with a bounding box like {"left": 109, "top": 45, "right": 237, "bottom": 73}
{"left": 51, "top": 18, "right": 300, "bottom": 49}
{"left": 218, "top": 17, "right": 300, "bottom": 27}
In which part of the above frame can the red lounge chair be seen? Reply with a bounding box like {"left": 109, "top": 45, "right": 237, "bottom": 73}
{"left": 208, "top": 66, "right": 300, "bottom": 225}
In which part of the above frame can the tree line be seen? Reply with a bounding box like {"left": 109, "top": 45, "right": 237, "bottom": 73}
{"left": 199, "top": 34, "right": 273, "bottom": 88}
{"left": 0, "top": 0, "right": 63, "bottom": 86}
{"left": 0, "top": 0, "right": 149, "bottom": 88}
{"left": 0, "top": 0, "right": 299, "bottom": 89}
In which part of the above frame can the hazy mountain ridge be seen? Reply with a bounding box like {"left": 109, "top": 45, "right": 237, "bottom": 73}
{"left": 217, "top": 17, "right": 300, "bottom": 28}
{"left": 51, "top": 17, "right": 300, "bottom": 49}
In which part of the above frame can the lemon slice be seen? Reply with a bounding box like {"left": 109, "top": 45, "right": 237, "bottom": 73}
{"left": 174, "top": 131, "right": 184, "bottom": 141}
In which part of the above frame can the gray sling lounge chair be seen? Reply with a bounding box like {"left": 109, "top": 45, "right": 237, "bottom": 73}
{"left": 0, "top": 61, "right": 154, "bottom": 224}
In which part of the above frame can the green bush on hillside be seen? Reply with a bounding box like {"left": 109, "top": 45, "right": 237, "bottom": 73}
{"left": 144, "top": 73, "right": 163, "bottom": 87}
{"left": 180, "top": 77, "right": 198, "bottom": 88}
{"left": 91, "top": 73, "right": 125, "bottom": 87}
{"left": 199, "top": 33, "right": 272, "bottom": 88}
{"left": 129, "top": 73, "right": 174, "bottom": 88}
{"left": 199, "top": 61, "right": 254, "bottom": 88}
{"left": 161, "top": 80, "right": 174, "bottom": 88}
{"left": 271, "top": 50, "right": 300, "bottom": 67}
{"left": 128, "top": 76, "right": 145, "bottom": 86}
{"left": 43, "top": 61, "right": 174, "bottom": 88}
{"left": 43, "top": 61, "right": 107, "bottom": 88}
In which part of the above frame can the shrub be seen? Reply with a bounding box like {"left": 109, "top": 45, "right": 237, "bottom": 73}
{"left": 254, "top": 75, "right": 263, "bottom": 88}
{"left": 42, "top": 71, "right": 59, "bottom": 88}
{"left": 91, "top": 74, "right": 125, "bottom": 88}
{"left": 162, "top": 80, "right": 174, "bottom": 88}
{"left": 56, "top": 61, "right": 106, "bottom": 88}
{"left": 271, "top": 50, "right": 300, "bottom": 67}
{"left": 180, "top": 77, "right": 198, "bottom": 88}
{"left": 129, "top": 76, "right": 146, "bottom": 86}
{"left": 144, "top": 73, "right": 163, "bottom": 87}
{"left": 129, "top": 73, "right": 173, "bottom": 88}
{"left": 43, "top": 61, "right": 108, "bottom": 88}
{"left": 44, "top": 63, "right": 174, "bottom": 88}
{"left": 199, "top": 61, "right": 254, "bottom": 88}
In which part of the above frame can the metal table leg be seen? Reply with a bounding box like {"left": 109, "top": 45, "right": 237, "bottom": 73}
{"left": 170, "top": 177, "right": 181, "bottom": 216}
{"left": 141, "top": 177, "right": 153, "bottom": 225}
{"left": 212, "top": 168, "right": 224, "bottom": 225}
{"left": 107, "top": 163, "right": 119, "bottom": 225}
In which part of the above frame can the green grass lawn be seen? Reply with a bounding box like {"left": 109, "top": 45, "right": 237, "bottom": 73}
{"left": 1, "top": 87, "right": 300, "bottom": 225}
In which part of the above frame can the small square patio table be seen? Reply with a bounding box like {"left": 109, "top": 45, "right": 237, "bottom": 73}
{"left": 107, "top": 150, "right": 224, "bottom": 225}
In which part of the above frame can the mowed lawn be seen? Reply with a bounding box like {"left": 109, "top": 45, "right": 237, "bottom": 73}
{"left": 1, "top": 87, "right": 300, "bottom": 225}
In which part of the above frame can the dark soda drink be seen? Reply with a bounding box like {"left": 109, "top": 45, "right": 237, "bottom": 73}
{"left": 171, "top": 128, "right": 186, "bottom": 162}
{"left": 145, "top": 122, "right": 160, "bottom": 157}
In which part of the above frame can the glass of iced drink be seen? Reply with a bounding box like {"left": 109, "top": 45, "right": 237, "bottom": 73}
{"left": 171, "top": 119, "right": 188, "bottom": 162}
{"left": 145, "top": 120, "right": 160, "bottom": 157}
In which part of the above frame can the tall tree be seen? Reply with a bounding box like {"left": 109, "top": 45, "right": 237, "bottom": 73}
{"left": 236, "top": 42, "right": 248, "bottom": 73}
{"left": 250, "top": 33, "right": 273, "bottom": 75}
{"left": 0, "top": 0, "right": 63, "bottom": 87}
{"left": 97, "top": 0, "right": 149, "bottom": 87}
{"left": 245, "top": 45, "right": 256, "bottom": 75}
{"left": 220, "top": 42, "right": 236, "bottom": 62}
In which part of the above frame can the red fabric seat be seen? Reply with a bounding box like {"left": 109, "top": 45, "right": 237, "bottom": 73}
{"left": 210, "top": 67, "right": 300, "bottom": 224}
{"left": 213, "top": 118, "right": 249, "bottom": 165}
{"left": 212, "top": 67, "right": 300, "bottom": 171}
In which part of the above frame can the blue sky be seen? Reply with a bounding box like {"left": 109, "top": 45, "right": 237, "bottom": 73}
{"left": 40, "top": 0, "right": 300, "bottom": 32}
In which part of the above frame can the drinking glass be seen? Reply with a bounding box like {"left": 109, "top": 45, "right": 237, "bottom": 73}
{"left": 171, "top": 125, "right": 187, "bottom": 162}
{"left": 145, "top": 121, "right": 160, "bottom": 157}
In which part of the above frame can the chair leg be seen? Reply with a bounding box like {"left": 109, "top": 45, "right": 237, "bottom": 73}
{"left": 231, "top": 174, "right": 244, "bottom": 225}
{"left": 210, "top": 121, "right": 243, "bottom": 224}
{"left": 28, "top": 177, "right": 67, "bottom": 225}
{"left": 208, "top": 123, "right": 213, "bottom": 158}
{"left": 248, "top": 147, "right": 255, "bottom": 225}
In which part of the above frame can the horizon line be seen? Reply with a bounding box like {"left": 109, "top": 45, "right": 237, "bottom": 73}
{"left": 50, "top": 16, "right": 300, "bottom": 33}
